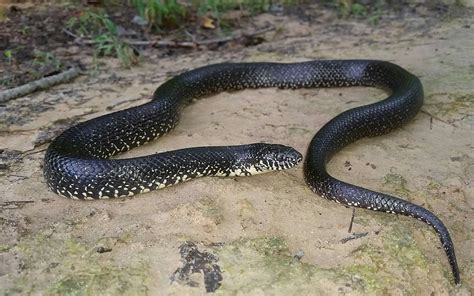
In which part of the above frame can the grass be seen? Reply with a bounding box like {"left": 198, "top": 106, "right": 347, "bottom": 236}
{"left": 66, "top": 9, "right": 138, "bottom": 68}
{"left": 131, "top": 0, "right": 186, "bottom": 31}
{"left": 131, "top": 0, "right": 304, "bottom": 31}
{"left": 327, "top": 0, "right": 384, "bottom": 24}
{"left": 195, "top": 0, "right": 268, "bottom": 16}
{"left": 2, "top": 48, "right": 64, "bottom": 84}
{"left": 32, "top": 50, "right": 61, "bottom": 71}
{"left": 3, "top": 50, "right": 13, "bottom": 66}
{"left": 64, "top": 0, "right": 410, "bottom": 70}
{"left": 64, "top": 0, "right": 304, "bottom": 68}
{"left": 198, "top": 0, "right": 304, "bottom": 17}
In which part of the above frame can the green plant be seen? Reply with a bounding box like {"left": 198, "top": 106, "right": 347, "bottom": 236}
{"left": 28, "top": 50, "right": 63, "bottom": 79}
{"left": 351, "top": 3, "right": 367, "bottom": 17}
{"left": 193, "top": 0, "right": 298, "bottom": 31}
{"left": 282, "top": 0, "right": 303, "bottom": 5}
{"left": 242, "top": 0, "right": 271, "bottom": 14}
{"left": 368, "top": 12, "right": 380, "bottom": 25}
{"left": 131, "top": 0, "right": 186, "bottom": 31}
{"left": 95, "top": 34, "right": 136, "bottom": 68}
{"left": 20, "top": 25, "right": 30, "bottom": 35}
{"left": 334, "top": 0, "right": 384, "bottom": 25}
{"left": 336, "top": 0, "right": 352, "bottom": 17}
{"left": 67, "top": 9, "right": 117, "bottom": 37}
{"left": 32, "top": 50, "right": 61, "bottom": 71}
{"left": 3, "top": 50, "right": 13, "bottom": 66}
{"left": 66, "top": 9, "right": 137, "bottom": 68}
{"left": 195, "top": 0, "right": 273, "bottom": 17}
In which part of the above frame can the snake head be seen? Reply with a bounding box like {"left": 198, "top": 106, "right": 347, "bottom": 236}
{"left": 253, "top": 143, "right": 302, "bottom": 172}
{"left": 229, "top": 143, "right": 302, "bottom": 176}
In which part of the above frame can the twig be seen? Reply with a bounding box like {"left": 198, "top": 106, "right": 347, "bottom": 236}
{"left": 420, "top": 109, "right": 458, "bottom": 128}
{"left": 106, "top": 97, "right": 146, "bottom": 111}
{"left": 0, "top": 68, "right": 81, "bottom": 103}
{"left": 62, "top": 28, "right": 83, "bottom": 41}
{"left": 1, "top": 200, "right": 34, "bottom": 209}
{"left": 64, "top": 25, "right": 276, "bottom": 49}
{"left": 340, "top": 232, "right": 369, "bottom": 244}
{"left": 64, "top": 28, "right": 195, "bottom": 47}
{"left": 348, "top": 208, "right": 355, "bottom": 233}
{"left": 21, "top": 148, "right": 47, "bottom": 157}
{"left": 127, "top": 39, "right": 196, "bottom": 48}
{"left": 195, "top": 25, "right": 275, "bottom": 46}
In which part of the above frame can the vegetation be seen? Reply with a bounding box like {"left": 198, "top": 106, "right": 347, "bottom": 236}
{"left": 59, "top": 0, "right": 440, "bottom": 69}
{"left": 129, "top": 0, "right": 303, "bottom": 30}
{"left": 64, "top": 1, "right": 411, "bottom": 69}
{"left": 32, "top": 50, "right": 61, "bottom": 71}
{"left": 318, "top": 0, "right": 384, "bottom": 26}
{"left": 3, "top": 50, "right": 12, "bottom": 67}
{"left": 131, "top": 0, "right": 186, "bottom": 31}
{"left": 66, "top": 9, "right": 138, "bottom": 68}
{"left": 195, "top": 0, "right": 270, "bottom": 16}
{"left": 64, "top": 0, "right": 303, "bottom": 68}
{"left": 30, "top": 50, "right": 64, "bottom": 79}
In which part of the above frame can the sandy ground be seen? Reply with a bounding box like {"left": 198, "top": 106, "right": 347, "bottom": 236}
{"left": 1, "top": 6, "right": 473, "bottom": 296}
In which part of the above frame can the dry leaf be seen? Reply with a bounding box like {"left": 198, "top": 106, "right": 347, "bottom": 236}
{"left": 201, "top": 16, "right": 215, "bottom": 30}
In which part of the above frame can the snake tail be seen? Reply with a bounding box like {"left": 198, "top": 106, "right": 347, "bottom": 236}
{"left": 303, "top": 61, "right": 460, "bottom": 284}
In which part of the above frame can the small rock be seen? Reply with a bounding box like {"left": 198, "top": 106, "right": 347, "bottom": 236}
{"left": 132, "top": 15, "right": 148, "bottom": 26}
{"left": 96, "top": 245, "right": 112, "bottom": 253}
{"left": 293, "top": 250, "right": 305, "bottom": 260}
{"left": 269, "top": 4, "right": 284, "bottom": 14}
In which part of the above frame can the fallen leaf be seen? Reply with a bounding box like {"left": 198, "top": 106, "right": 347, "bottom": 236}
{"left": 201, "top": 16, "right": 215, "bottom": 30}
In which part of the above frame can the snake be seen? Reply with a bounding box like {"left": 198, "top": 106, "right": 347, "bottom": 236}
{"left": 43, "top": 60, "right": 460, "bottom": 284}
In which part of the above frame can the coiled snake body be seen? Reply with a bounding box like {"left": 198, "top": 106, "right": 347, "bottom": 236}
{"left": 44, "top": 60, "right": 460, "bottom": 284}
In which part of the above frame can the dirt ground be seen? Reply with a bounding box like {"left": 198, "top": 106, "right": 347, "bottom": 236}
{"left": 1, "top": 3, "right": 473, "bottom": 296}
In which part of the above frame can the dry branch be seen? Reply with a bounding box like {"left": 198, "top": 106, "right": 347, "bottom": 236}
{"left": 63, "top": 25, "right": 276, "bottom": 49}
{"left": 0, "top": 68, "right": 81, "bottom": 103}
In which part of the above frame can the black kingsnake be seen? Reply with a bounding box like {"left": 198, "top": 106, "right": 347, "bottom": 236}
{"left": 43, "top": 60, "right": 460, "bottom": 284}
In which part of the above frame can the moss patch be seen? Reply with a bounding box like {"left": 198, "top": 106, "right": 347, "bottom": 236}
{"left": 0, "top": 243, "right": 11, "bottom": 252}
{"left": 383, "top": 169, "right": 410, "bottom": 196}
{"left": 211, "top": 237, "right": 362, "bottom": 294}
{"left": 344, "top": 221, "right": 451, "bottom": 294}
{"left": 212, "top": 235, "right": 443, "bottom": 294}
{"left": 383, "top": 224, "right": 429, "bottom": 270}
{"left": 9, "top": 231, "right": 150, "bottom": 295}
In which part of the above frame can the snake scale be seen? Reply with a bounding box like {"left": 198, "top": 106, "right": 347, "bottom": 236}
{"left": 43, "top": 60, "right": 460, "bottom": 284}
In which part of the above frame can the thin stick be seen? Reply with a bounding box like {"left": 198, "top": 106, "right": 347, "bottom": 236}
{"left": 21, "top": 148, "right": 47, "bottom": 157}
{"left": 195, "top": 25, "right": 275, "bottom": 46}
{"left": 64, "top": 28, "right": 195, "bottom": 47}
{"left": 127, "top": 39, "right": 196, "bottom": 48}
{"left": 340, "top": 232, "right": 368, "bottom": 244}
{"left": 420, "top": 109, "right": 457, "bottom": 128}
{"left": 2, "top": 200, "right": 34, "bottom": 206}
{"left": 63, "top": 26, "right": 276, "bottom": 49}
{"left": 0, "top": 68, "right": 81, "bottom": 103}
{"left": 348, "top": 208, "right": 356, "bottom": 233}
